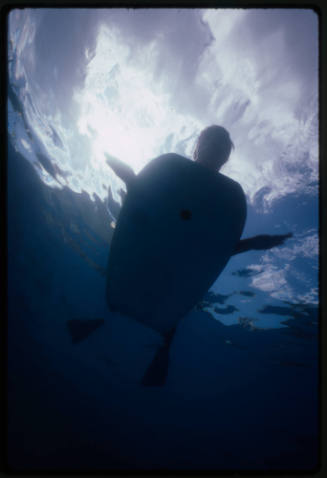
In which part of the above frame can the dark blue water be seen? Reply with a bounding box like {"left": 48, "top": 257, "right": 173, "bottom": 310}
{"left": 7, "top": 138, "right": 319, "bottom": 471}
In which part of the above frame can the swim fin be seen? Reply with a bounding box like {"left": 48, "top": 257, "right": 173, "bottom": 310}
{"left": 67, "top": 318, "right": 104, "bottom": 344}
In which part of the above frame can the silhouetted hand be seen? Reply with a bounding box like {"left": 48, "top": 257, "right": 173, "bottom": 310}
{"left": 249, "top": 233, "right": 293, "bottom": 250}
{"left": 233, "top": 233, "right": 293, "bottom": 255}
{"left": 105, "top": 153, "right": 136, "bottom": 188}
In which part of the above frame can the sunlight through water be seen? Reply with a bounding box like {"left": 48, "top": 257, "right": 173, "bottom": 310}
{"left": 7, "top": 8, "right": 319, "bottom": 312}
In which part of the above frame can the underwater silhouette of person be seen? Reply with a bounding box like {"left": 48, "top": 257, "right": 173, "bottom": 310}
{"left": 103, "top": 125, "right": 293, "bottom": 387}
{"left": 105, "top": 125, "right": 292, "bottom": 255}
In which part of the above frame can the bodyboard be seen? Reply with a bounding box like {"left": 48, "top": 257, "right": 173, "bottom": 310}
{"left": 106, "top": 153, "right": 246, "bottom": 336}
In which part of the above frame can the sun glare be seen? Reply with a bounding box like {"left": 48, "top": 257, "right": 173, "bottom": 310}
{"left": 75, "top": 24, "right": 192, "bottom": 174}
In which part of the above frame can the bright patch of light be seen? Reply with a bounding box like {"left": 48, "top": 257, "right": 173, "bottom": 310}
{"left": 8, "top": 9, "right": 318, "bottom": 211}
{"left": 21, "top": 138, "right": 31, "bottom": 151}
{"left": 75, "top": 25, "right": 200, "bottom": 177}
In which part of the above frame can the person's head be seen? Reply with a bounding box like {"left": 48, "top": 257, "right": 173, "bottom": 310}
{"left": 193, "top": 125, "right": 234, "bottom": 171}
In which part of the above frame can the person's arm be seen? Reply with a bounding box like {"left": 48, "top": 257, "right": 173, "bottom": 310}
{"left": 105, "top": 153, "right": 136, "bottom": 189}
{"left": 232, "top": 233, "right": 293, "bottom": 256}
